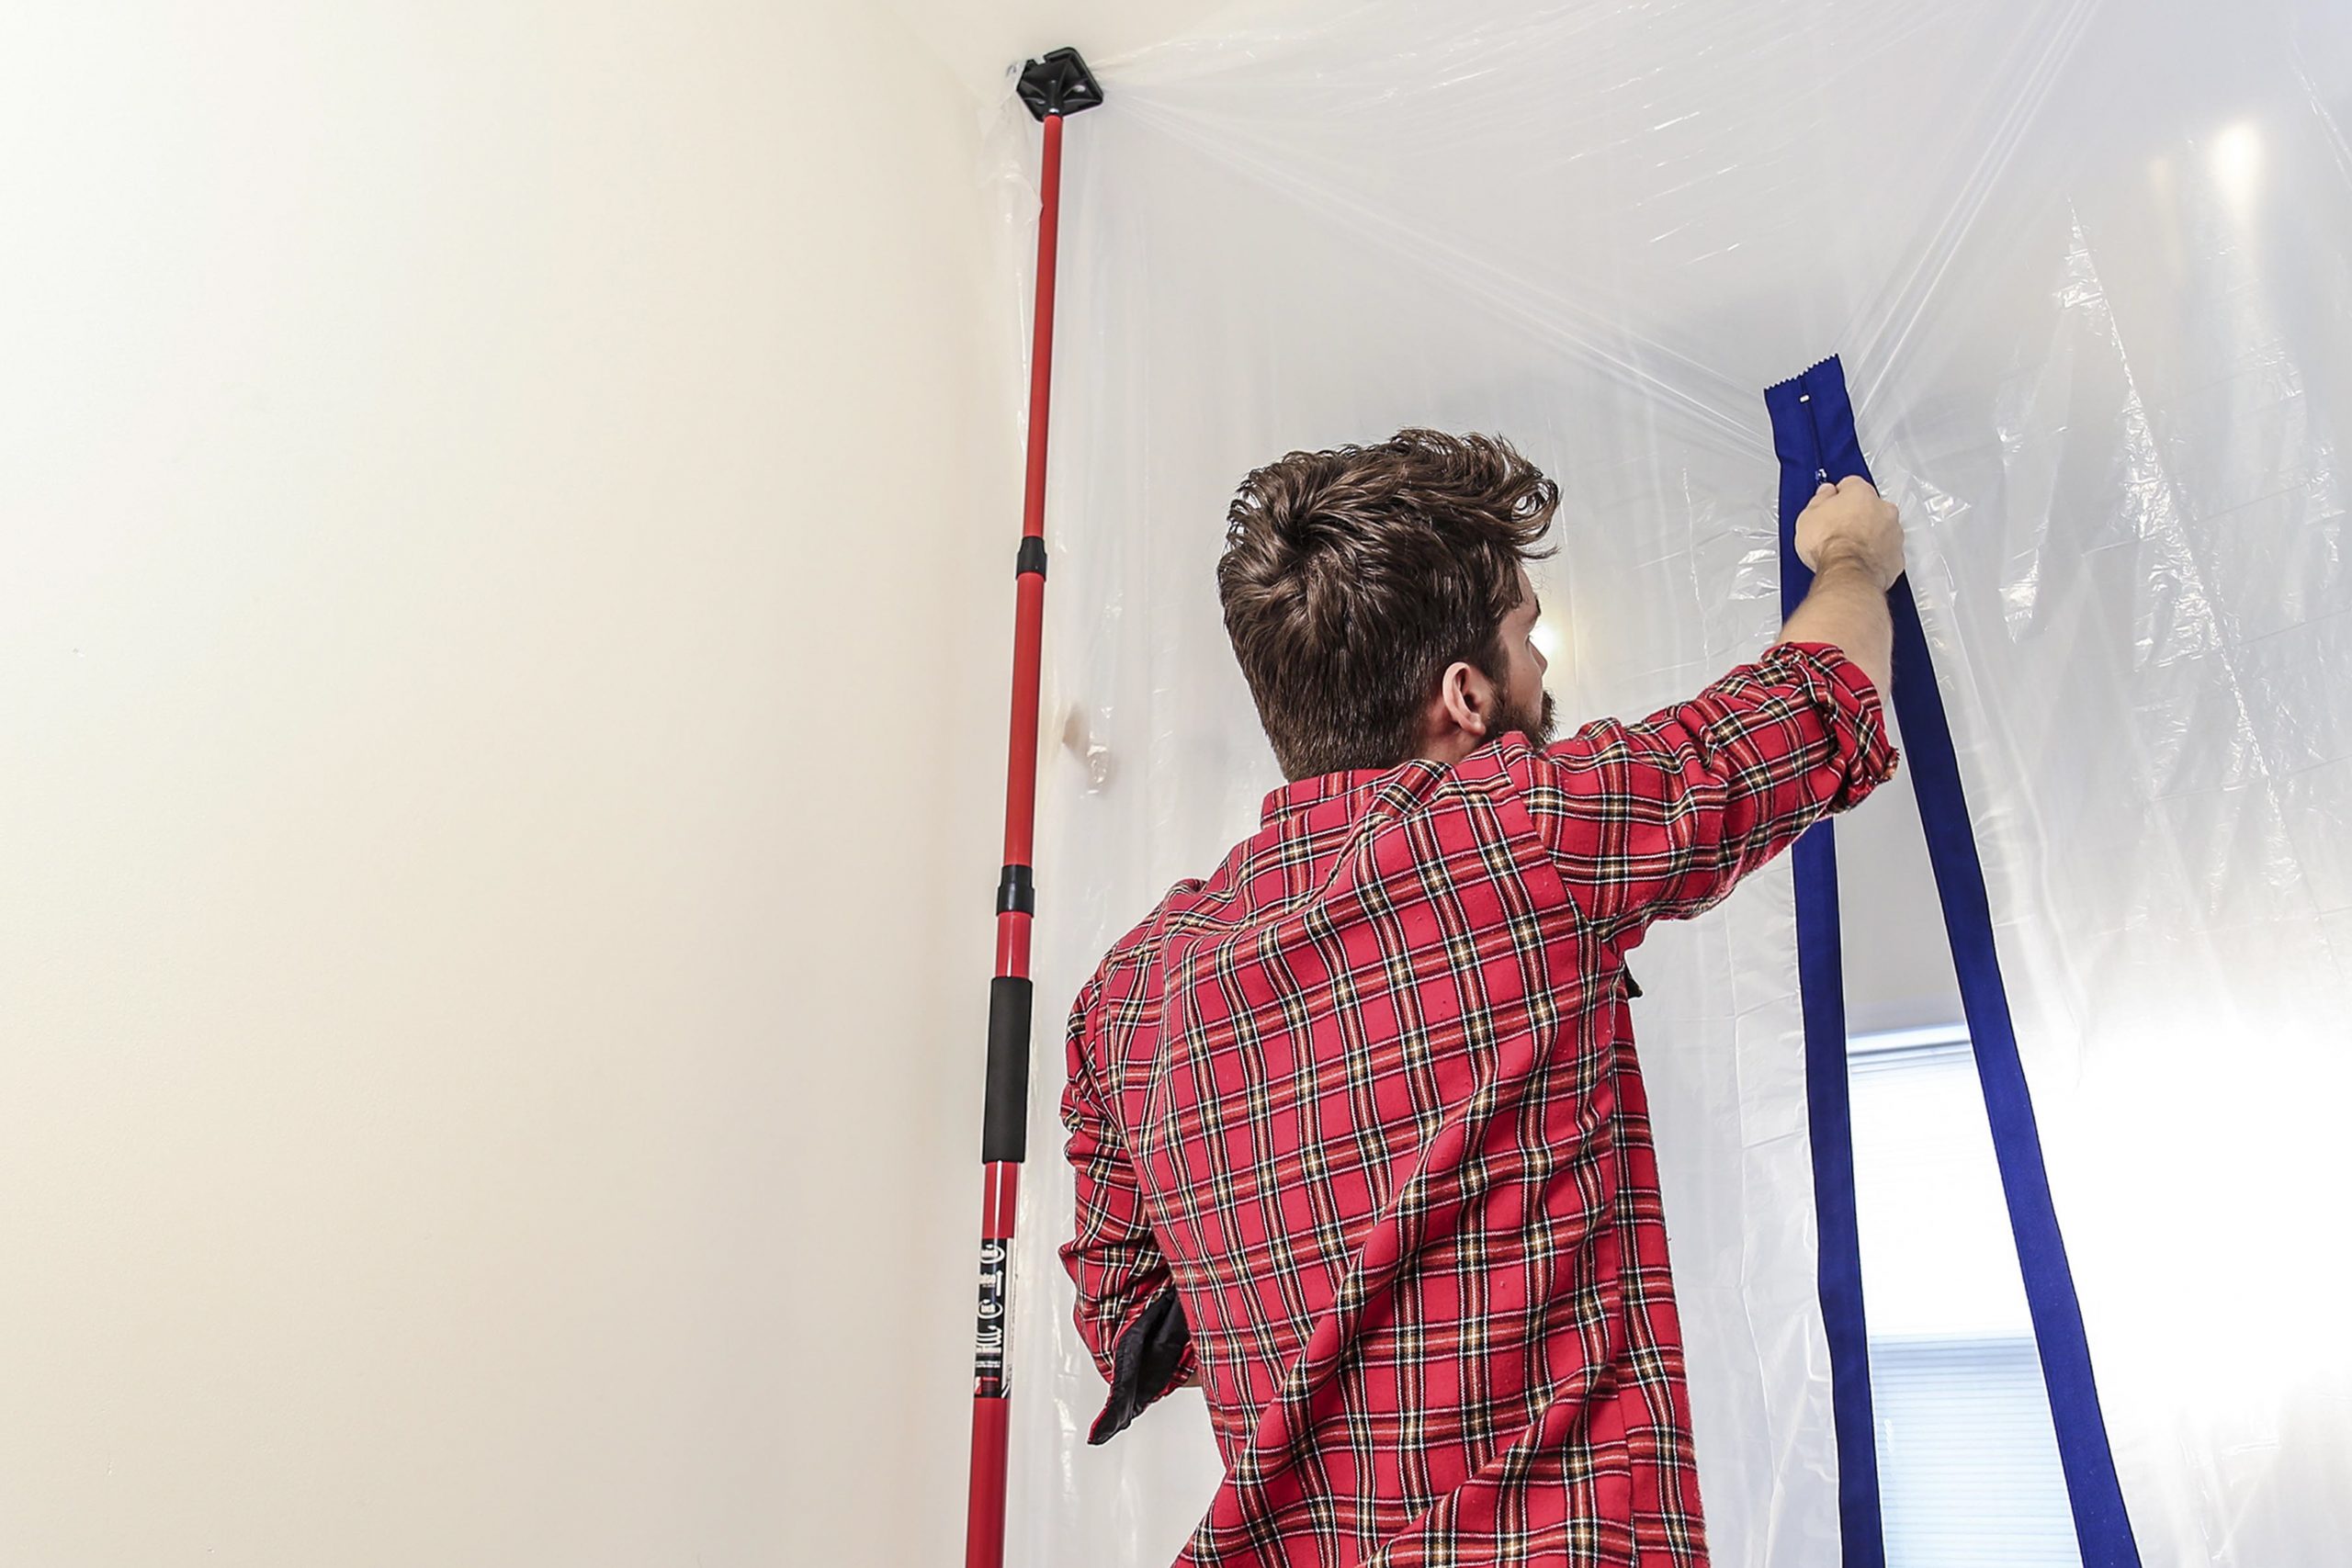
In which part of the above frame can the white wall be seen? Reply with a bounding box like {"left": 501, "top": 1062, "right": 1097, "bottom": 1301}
{"left": 0, "top": 4, "right": 1083, "bottom": 1561}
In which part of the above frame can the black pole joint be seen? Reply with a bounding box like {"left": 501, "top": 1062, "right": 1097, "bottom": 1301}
{"left": 1018, "top": 47, "right": 1104, "bottom": 121}
{"left": 1015, "top": 536, "right": 1048, "bottom": 578}
{"left": 997, "top": 864, "right": 1035, "bottom": 915}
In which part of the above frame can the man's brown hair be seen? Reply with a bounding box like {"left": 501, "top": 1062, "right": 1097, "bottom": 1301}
{"left": 1216, "top": 429, "right": 1559, "bottom": 780}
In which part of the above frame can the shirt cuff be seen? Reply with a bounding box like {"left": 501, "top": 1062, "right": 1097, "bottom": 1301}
{"left": 1086, "top": 1286, "right": 1195, "bottom": 1445}
{"left": 1765, "top": 640, "right": 1900, "bottom": 810}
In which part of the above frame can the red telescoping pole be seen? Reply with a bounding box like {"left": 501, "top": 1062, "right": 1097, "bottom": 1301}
{"left": 966, "top": 48, "right": 1102, "bottom": 1568}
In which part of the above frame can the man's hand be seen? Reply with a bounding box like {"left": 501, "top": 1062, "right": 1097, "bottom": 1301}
{"left": 1779, "top": 476, "right": 1901, "bottom": 695}
{"left": 1795, "top": 476, "right": 1905, "bottom": 592}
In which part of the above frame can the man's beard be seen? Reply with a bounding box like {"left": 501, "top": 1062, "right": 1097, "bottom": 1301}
{"left": 1498, "top": 690, "right": 1557, "bottom": 749}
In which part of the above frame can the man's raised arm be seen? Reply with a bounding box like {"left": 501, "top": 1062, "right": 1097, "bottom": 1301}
{"left": 1527, "top": 479, "right": 1906, "bottom": 942}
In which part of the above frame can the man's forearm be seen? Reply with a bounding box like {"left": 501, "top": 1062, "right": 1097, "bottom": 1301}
{"left": 1777, "top": 557, "right": 1893, "bottom": 696}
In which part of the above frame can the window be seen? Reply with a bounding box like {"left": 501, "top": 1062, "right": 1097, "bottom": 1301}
{"left": 1848, "top": 1026, "right": 2077, "bottom": 1567}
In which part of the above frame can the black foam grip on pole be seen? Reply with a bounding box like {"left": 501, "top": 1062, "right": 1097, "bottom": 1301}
{"left": 982, "top": 976, "right": 1033, "bottom": 1162}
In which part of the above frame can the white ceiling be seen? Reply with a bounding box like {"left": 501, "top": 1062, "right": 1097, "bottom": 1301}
{"left": 880, "top": 0, "right": 1247, "bottom": 104}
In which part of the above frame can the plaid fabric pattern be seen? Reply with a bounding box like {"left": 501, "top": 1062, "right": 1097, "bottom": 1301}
{"left": 1061, "top": 643, "right": 1896, "bottom": 1567}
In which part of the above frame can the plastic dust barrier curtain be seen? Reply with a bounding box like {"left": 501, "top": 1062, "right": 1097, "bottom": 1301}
{"left": 978, "top": 1, "right": 2352, "bottom": 1562}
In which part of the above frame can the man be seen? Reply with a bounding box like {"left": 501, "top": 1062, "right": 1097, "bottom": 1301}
{"left": 1060, "top": 429, "right": 1904, "bottom": 1566}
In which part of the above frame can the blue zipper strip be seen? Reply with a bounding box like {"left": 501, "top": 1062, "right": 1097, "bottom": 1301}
{"left": 1765, "top": 361, "right": 1885, "bottom": 1568}
{"left": 1764, "top": 355, "right": 2142, "bottom": 1568}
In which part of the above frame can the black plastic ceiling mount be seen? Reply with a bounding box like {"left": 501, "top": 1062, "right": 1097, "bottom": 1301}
{"left": 1017, "top": 48, "right": 1103, "bottom": 120}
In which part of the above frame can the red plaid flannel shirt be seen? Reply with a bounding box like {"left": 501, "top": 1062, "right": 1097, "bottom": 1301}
{"left": 1060, "top": 643, "right": 1896, "bottom": 1567}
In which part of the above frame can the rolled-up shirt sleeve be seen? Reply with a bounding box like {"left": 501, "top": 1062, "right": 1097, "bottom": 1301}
{"left": 1058, "top": 979, "right": 1195, "bottom": 1444}
{"left": 1534, "top": 641, "right": 1898, "bottom": 942}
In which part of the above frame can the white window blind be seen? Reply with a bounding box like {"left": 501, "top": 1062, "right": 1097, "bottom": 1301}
{"left": 1871, "top": 1337, "right": 2075, "bottom": 1566}
{"left": 1849, "top": 1029, "right": 2078, "bottom": 1567}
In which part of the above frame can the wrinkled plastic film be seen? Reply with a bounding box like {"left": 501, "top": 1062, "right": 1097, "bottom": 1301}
{"left": 982, "top": 2, "right": 2352, "bottom": 1562}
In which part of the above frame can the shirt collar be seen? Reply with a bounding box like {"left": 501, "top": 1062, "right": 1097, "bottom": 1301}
{"left": 1261, "top": 765, "right": 1407, "bottom": 827}
{"left": 1261, "top": 735, "right": 1540, "bottom": 827}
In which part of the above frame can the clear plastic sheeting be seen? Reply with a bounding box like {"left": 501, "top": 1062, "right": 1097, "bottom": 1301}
{"left": 981, "top": 0, "right": 2352, "bottom": 1562}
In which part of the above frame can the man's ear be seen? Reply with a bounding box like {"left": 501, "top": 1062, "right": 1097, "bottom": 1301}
{"left": 1436, "top": 660, "right": 1494, "bottom": 739}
